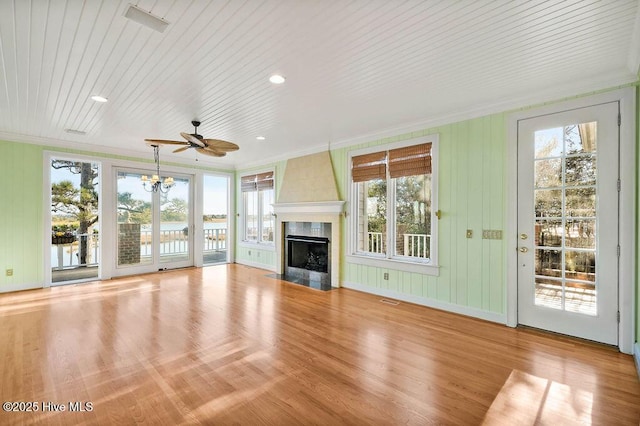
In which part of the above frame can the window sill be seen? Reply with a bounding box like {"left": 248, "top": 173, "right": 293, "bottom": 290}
{"left": 346, "top": 254, "right": 440, "bottom": 276}
{"left": 239, "top": 241, "right": 275, "bottom": 251}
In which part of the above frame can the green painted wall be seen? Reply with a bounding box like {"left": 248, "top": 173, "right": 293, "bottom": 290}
{"left": 0, "top": 139, "right": 233, "bottom": 291}
{"left": 0, "top": 141, "right": 44, "bottom": 289}
{"left": 333, "top": 115, "right": 506, "bottom": 315}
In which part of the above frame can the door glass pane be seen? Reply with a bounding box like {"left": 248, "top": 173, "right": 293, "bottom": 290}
{"left": 565, "top": 219, "right": 595, "bottom": 249}
{"left": 117, "top": 171, "right": 153, "bottom": 266}
{"left": 203, "top": 175, "right": 228, "bottom": 265}
{"left": 535, "top": 220, "right": 563, "bottom": 247}
{"left": 534, "top": 159, "right": 561, "bottom": 188}
{"left": 535, "top": 189, "right": 562, "bottom": 217}
{"left": 533, "top": 122, "right": 597, "bottom": 316}
{"left": 160, "top": 176, "right": 190, "bottom": 263}
{"left": 565, "top": 155, "right": 596, "bottom": 186}
{"left": 566, "top": 188, "right": 595, "bottom": 217}
{"left": 51, "top": 159, "right": 100, "bottom": 283}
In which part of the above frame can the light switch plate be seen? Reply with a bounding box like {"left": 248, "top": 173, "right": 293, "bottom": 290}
{"left": 482, "top": 230, "right": 503, "bottom": 240}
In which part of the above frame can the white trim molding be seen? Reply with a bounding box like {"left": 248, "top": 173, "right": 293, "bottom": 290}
{"left": 234, "top": 259, "right": 277, "bottom": 272}
{"left": 342, "top": 281, "right": 506, "bottom": 324}
{"left": 634, "top": 343, "right": 640, "bottom": 380}
{"left": 506, "top": 87, "right": 636, "bottom": 354}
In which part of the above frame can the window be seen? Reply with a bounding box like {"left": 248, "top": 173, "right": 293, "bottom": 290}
{"left": 349, "top": 135, "right": 438, "bottom": 270}
{"left": 241, "top": 171, "right": 275, "bottom": 244}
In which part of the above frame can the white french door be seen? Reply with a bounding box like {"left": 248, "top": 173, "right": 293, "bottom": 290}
{"left": 516, "top": 102, "right": 619, "bottom": 345}
{"left": 116, "top": 169, "right": 193, "bottom": 274}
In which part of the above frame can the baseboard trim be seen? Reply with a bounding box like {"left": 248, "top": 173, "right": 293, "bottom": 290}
{"left": 634, "top": 342, "right": 640, "bottom": 380}
{"left": 0, "top": 282, "right": 43, "bottom": 293}
{"left": 341, "top": 281, "right": 506, "bottom": 324}
{"left": 234, "top": 259, "right": 277, "bottom": 272}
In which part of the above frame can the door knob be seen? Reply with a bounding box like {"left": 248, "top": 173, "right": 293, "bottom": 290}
{"left": 519, "top": 247, "right": 529, "bottom": 253}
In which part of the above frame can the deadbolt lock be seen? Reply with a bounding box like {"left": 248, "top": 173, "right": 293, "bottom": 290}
{"left": 519, "top": 247, "right": 529, "bottom": 253}
{"left": 520, "top": 233, "right": 528, "bottom": 240}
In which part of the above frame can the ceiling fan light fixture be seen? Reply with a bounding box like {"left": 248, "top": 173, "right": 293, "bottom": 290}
{"left": 269, "top": 74, "right": 286, "bottom": 84}
{"left": 124, "top": 4, "right": 169, "bottom": 33}
{"left": 91, "top": 95, "right": 108, "bottom": 103}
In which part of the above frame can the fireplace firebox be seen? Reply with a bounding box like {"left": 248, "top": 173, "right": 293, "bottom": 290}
{"left": 286, "top": 235, "right": 329, "bottom": 273}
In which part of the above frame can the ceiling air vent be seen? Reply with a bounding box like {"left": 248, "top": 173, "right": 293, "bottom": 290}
{"left": 123, "top": 4, "right": 169, "bottom": 33}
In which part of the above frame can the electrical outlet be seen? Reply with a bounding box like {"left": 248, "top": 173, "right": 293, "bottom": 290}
{"left": 6, "top": 269, "right": 13, "bottom": 277}
{"left": 383, "top": 272, "right": 389, "bottom": 280}
{"left": 466, "top": 229, "right": 473, "bottom": 238}
{"left": 248, "top": 250, "right": 251, "bottom": 256}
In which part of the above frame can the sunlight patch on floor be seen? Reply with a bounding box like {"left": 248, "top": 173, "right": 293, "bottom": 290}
{"left": 482, "top": 370, "right": 593, "bottom": 425}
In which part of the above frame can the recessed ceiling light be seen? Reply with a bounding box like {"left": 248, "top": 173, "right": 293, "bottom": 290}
{"left": 123, "top": 4, "right": 169, "bottom": 33}
{"left": 256, "top": 136, "right": 266, "bottom": 140}
{"left": 91, "top": 95, "right": 108, "bottom": 103}
{"left": 269, "top": 74, "right": 286, "bottom": 84}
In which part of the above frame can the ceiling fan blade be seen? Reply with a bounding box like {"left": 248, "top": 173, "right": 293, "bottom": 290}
{"left": 203, "top": 139, "right": 239, "bottom": 152}
{"left": 196, "top": 147, "right": 225, "bottom": 157}
{"left": 180, "top": 132, "right": 205, "bottom": 147}
{"left": 145, "top": 139, "right": 189, "bottom": 146}
{"left": 173, "top": 146, "right": 191, "bottom": 153}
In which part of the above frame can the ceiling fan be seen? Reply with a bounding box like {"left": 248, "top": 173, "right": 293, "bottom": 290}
{"left": 145, "top": 120, "right": 239, "bottom": 157}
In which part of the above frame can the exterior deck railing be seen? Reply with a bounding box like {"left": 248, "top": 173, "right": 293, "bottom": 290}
{"left": 52, "top": 228, "right": 227, "bottom": 269}
{"left": 367, "top": 232, "right": 431, "bottom": 258}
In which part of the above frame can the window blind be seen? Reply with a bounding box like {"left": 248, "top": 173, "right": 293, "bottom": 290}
{"left": 388, "top": 142, "right": 431, "bottom": 178}
{"left": 351, "top": 151, "right": 387, "bottom": 182}
{"left": 241, "top": 172, "right": 274, "bottom": 192}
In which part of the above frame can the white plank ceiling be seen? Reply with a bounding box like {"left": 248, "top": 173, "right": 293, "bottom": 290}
{"left": 0, "top": 0, "right": 638, "bottom": 168}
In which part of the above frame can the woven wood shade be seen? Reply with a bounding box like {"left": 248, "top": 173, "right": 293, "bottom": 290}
{"left": 256, "top": 171, "right": 274, "bottom": 190}
{"left": 241, "top": 171, "right": 274, "bottom": 192}
{"left": 388, "top": 143, "right": 432, "bottom": 178}
{"left": 351, "top": 151, "right": 387, "bottom": 182}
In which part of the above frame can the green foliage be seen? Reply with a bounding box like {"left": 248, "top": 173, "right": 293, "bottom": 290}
{"left": 161, "top": 198, "right": 188, "bottom": 222}
{"left": 117, "top": 192, "right": 151, "bottom": 224}
{"left": 366, "top": 180, "right": 386, "bottom": 233}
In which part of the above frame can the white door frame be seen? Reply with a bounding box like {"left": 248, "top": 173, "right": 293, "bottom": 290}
{"left": 506, "top": 87, "right": 635, "bottom": 354}
{"left": 43, "top": 151, "right": 103, "bottom": 287}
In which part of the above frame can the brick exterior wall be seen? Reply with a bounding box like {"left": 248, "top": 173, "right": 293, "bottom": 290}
{"left": 118, "top": 223, "right": 141, "bottom": 265}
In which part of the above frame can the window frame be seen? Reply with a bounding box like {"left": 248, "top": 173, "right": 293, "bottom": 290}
{"left": 239, "top": 169, "right": 276, "bottom": 248}
{"left": 347, "top": 134, "right": 439, "bottom": 275}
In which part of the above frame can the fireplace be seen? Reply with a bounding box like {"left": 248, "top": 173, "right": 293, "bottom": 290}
{"left": 280, "top": 222, "right": 332, "bottom": 289}
{"left": 272, "top": 151, "right": 345, "bottom": 288}
{"left": 286, "top": 235, "right": 330, "bottom": 273}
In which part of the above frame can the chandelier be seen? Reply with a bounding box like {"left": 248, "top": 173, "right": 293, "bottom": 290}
{"left": 142, "top": 145, "right": 174, "bottom": 193}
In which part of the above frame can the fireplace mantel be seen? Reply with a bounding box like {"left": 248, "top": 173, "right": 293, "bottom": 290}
{"left": 272, "top": 201, "right": 345, "bottom": 216}
{"left": 272, "top": 201, "right": 344, "bottom": 288}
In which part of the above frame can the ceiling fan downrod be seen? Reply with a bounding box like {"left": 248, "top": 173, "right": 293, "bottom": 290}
{"left": 191, "top": 120, "right": 202, "bottom": 139}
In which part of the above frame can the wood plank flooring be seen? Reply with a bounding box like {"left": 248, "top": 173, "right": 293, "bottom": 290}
{"left": 0, "top": 264, "right": 638, "bottom": 425}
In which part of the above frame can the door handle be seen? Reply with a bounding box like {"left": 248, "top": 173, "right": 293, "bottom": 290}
{"left": 519, "top": 247, "right": 529, "bottom": 253}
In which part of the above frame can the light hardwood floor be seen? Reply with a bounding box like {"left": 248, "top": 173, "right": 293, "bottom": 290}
{"left": 0, "top": 264, "right": 638, "bottom": 425}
